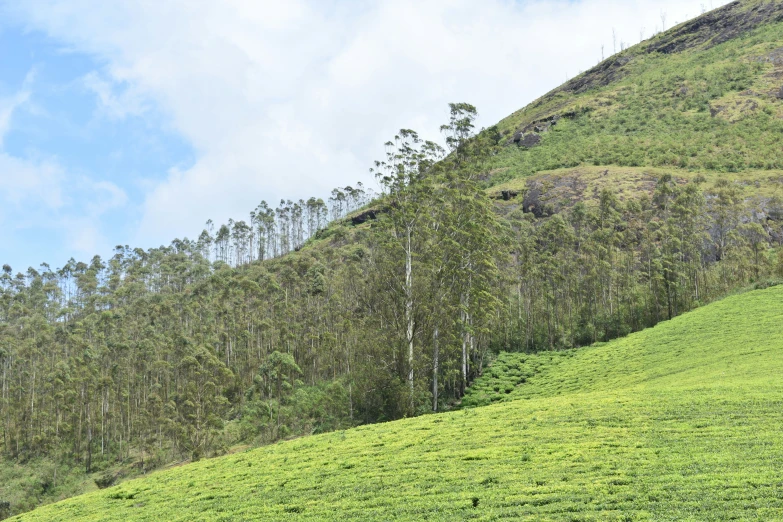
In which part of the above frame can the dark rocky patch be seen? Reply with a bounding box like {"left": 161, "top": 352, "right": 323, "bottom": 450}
{"left": 647, "top": 1, "right": 783, "bottom": 55}
{"left": 522, "top": 185, "right": 547, "bottom": 217}
{"left": 519, "top": 134, "right": 541, "bottom": 148}
{"left": 554, "top": 55, "right": 633, "bottom": 96}
{"left": 520, "top": 117, "right": 554, "bottom": 134}
{"left": 763, "top": 46, "right": 783, "bottom": 66}
{"left": 523, "top": 114, "right": 561, "bottom": 134}
{"left": 510, "top": 132, "right": 541, "bottom": 148}
{"left": 519, "top": 174, "right": 590, "bottom": 217}
{"left": 350, "top": 208, "right": 379, "bottom": 226}
{"left": 506, "top": 111, "right": 580, "bottom": 148}
{"left": 526, "top": 0, "right": 783, "bottom": 111}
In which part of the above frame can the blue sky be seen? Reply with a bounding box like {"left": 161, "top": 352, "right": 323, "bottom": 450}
{"left": 0, "top": 0, "right": 725, "bottom": 273}
{"left": 0, "top": 21, "right": 194, "bottom": 271}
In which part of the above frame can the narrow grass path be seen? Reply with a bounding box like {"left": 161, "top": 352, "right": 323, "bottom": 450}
{"left": 16, "top": 286, "right": 783, "bottom": 521}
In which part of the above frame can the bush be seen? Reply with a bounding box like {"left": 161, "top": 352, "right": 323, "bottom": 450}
{"left": 0, "top": 500, "right": 11, "bottom": 520}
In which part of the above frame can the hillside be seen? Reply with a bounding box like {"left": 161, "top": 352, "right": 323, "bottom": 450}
{"left": 14, "top": 285, "right": 783, "bottom": 521}
{"left": 4, "top": 0, "right": 783, "bottom": 517}
{"left": 480, "top": 0, "right": 783, "bottom": 213}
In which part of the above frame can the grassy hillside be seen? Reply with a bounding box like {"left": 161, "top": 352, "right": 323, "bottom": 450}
{"left": 5, "top": 1, "right": 783, "bottom": 517}
{"left": 15, "top": 285, "right": 783, "bottom": 521}
{"left": 482, "top": 0, "right": 783, "bottom": 194}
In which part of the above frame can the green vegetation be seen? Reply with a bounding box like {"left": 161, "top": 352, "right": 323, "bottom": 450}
{"left": 463, "top": 281, "right": 783, "bottom": 407}
{"left": 15, "top": 285, "right": 783, "bottom": 521}
{"left": 486, "top": 0, "right": 783, "bottom": 183}
{"left": 0, "top": 459, "right": 94, "bottom": 517}
{"left": 4, "top": 0, "right": 783, "bottom": 516}
{"left": 488, "top": 166, "right": 783, "bottom": 209}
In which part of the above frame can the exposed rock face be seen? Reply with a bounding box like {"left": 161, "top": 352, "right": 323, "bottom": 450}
{"left": 766, "top": 201, "right": 783, "bottom": 222}
{"left": 522, "top": 185, "right": 546, "bottom": 217}
{"left": 507, "top": 107, "right": 595, "bottom": 148}
{"left": 763, "top": 45, "right": 783, "bottom": 66}
{"left": 647, "top": 1, "right": 783, "bottom": 55}
{"left": 510, "top": 132, "right": 542, "bottom": 148}
{"left": 507, "top": 113, "right": 570, "bottom": 147}
{"left": 523, "top": 174, "right": 592, "bottom": 217}
{"left": 554, "top": 55, "right": 634, "bottom": 96}
{"left": 351, "top": 208, "right": 378, "bottom": 226}
{"left": 519, "top": 134, "right": 542, "bottom": 148}
{"left": 528, "top": 1, "right": 783, "bottom": 111}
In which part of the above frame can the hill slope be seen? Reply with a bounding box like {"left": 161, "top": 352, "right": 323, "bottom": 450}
{"left": 15, "top": 285, "right": 783, "bottom": 521}
{"left": 482, "top": 0, "right": 783, "bottom": 210}
{"left": 5, "top": 1, "right": 783, "bottom": 517}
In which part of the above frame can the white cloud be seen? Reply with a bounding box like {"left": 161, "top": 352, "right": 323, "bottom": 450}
{"left": 0, "top": 152, "right": 64, "bottom": 213}
{"left": 58, "top": 179, "right": 127, "bottom": 257}
{"left": 0, "top": 150, "right": 128, "bottom": 260}
{"left": 82, "top": 71, "right": 148, "bottom": 120}
{"left": 0, "top": 70, "right": 34, "bottom": 146}
{"left": 0, "top": 95, "right": 24, "bottom": 145}
{"left": 2, "top": 0, "right": 731, "bottom": 248}
{"left": 85, "top": 180, "right": 128, "bottom": 216}
{"left": 0, "top": 77, "right": 64, "bottom": 222}
{"left": 0, "top": 78, "right": 127, "bottom": 263}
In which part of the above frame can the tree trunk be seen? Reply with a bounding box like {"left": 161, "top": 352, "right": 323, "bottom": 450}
{"left": 432, "top": 325, "right": 439, "bottom": 412}
{"left": 460, "top": 307, "right": 468, "bottom": 395}
{"left": 85, "top": 404, "right": 92, "bottom": 474}
{"left": 405, "top": 227, "right": 414, "bottom": 409}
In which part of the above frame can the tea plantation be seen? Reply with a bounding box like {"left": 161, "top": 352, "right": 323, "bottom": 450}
{"left": 15, "top": 285, "right": 783, "bottom": 521}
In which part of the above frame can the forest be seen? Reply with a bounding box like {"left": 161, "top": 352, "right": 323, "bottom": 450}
{"left": 1, "top": 102, "right": 782, "bottom": 513}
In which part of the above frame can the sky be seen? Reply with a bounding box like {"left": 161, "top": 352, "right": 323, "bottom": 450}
{"left": 0, "top": 0, "right": 729, "bottom": 272}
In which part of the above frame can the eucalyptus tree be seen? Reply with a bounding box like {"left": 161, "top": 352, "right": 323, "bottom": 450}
{"left": 1, "top": 101, "right": 780, "bottom": 512}
{"left": 371, "top": 129, "right": 444, "bottom": 408}
{"left": 330, "top": 188, "right": 346, "bottom": 221}
{"left": 438, "top": 103, "right": 504, "bottom": 392}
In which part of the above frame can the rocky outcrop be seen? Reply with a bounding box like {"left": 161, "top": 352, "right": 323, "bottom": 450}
{"left": 647, "top": 1, "right": 783, "bottom": 55}
{"left": 350, "top": 208, "right": 379, "bottom": 226}
{"left": 553, "top": 55, "right": 633, "bottom": 96}
{"left": 526, "top": 0, "right": 783, "bottom": 113}
{"left": 507, "top": 111, "right": 582, "bottom": 148}
{"left": 500, "top": 190, "right": 520, "bottom": 201}
{"left": 511, "top": 132, "right": 542, "bottom": 148}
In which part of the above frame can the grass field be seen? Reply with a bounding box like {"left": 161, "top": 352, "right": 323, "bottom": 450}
{"left": 14, "top": 285, "right": 783, "bottom": 521}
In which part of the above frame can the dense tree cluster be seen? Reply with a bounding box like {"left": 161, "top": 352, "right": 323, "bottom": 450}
{"left": 502, "top": 175, "right": 781, "bottom": 351}
{"left": 202, "top": 183, "right": 372, "bottom": 266}
{"left": 0, "top": 105, "right": 780, "bottom": 511}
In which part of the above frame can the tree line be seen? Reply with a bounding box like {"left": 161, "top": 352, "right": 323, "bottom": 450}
{"left": 1, "top": 103, "right": 781, "bottom": 511}
{"left": 201, "top": 183, "right": 373, "bottom": 266}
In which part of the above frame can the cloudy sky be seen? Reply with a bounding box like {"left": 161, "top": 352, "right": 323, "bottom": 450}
{"left": 0, "top": 0, "right": 728, "bottom": 271}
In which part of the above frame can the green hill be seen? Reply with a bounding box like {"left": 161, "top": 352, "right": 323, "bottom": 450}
{"left": 5, "top": 1, "right": 783, "bottom": 517}
{"left": 488, "top": 0, "right": 783, "bottom": 180}
{"left": 479, "top": 0, "right": 783, "bottom": 211}
{"left": 15, "top": 285, "right": 783, "bottom": 521}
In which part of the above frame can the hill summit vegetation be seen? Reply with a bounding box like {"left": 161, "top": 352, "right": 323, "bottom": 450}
{"left": 3, "top": 0, "right": 783, "bottom": 517}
